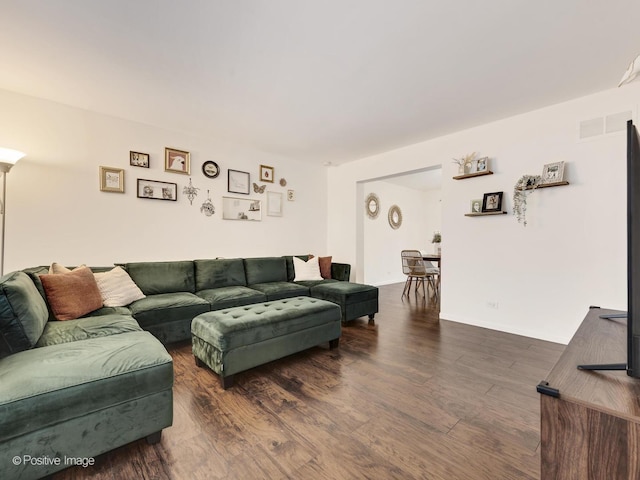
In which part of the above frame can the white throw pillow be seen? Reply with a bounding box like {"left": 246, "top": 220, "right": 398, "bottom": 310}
{"left": 93, "top": 266, "right": 146, "bottom": 307}
{"left": 293, "top": 256, "right": 323, "bottom": 281}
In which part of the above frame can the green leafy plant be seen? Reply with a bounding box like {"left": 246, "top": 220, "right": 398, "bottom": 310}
{"left": 513, "top": 175, "right": 542, "bottom": 226}
{"left": 431, "top": 231, "right": 441, "bottom": 243}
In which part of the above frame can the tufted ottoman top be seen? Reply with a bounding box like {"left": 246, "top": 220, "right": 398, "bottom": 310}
{"left": 191, "top": 296, "right": 341, "bottom": 351}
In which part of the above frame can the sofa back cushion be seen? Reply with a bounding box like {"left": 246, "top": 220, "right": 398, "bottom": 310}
{"left": 194, "top": 259, "right": 247, "bottom": 291}
{"left": 122, "top": 260, "right": 196, "bottom": 294}
{"left": 244, "top": 257, "right": 288, "bottom": 285}
{"left": 0, "top": 271, "right": 49, "bottom": 359}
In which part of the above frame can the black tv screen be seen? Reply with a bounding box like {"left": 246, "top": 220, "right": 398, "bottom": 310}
{"left": 577, "top": 120, "right": 640, "bottom": 377}
{"left": 627, "top": 119, "right": 640, "bottom": 377}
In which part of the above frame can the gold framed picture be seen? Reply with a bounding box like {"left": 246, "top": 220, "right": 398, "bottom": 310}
{"left": 259, "top": 164, "right": 274, "bottom": 183}
{"left": 99, "top": 166, "right": 124, "bottom": 193}
{"left": 165, "top": 147, "right": 190, "bottom": 174}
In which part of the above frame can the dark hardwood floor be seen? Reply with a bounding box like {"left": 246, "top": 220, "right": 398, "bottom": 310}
{"left": 55, "top": 283, "right": 565, "bottom": 480}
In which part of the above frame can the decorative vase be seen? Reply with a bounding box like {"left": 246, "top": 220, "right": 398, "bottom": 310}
{"left": 458, "top": 164, "right": 464, "bottom": 174}
{"left": 434, "top": 242, "right": 441, "bottom": 255}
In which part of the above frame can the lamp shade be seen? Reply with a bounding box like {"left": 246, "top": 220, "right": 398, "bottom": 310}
{"left": 0, "top": 148, "right": 25, "bottom": 173}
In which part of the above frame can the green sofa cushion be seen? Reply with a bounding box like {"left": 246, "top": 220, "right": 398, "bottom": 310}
{"left": 123, "top": 260, "right": 196, "bottom": 295}
{"left": 194, "top": 258, "right": 247, "bottom": 290}
{"left": 0, "top": 331, "right": 173, "bottom": 442}
{"left": 36, "top": 314, "right": 142, "bottom": 347}
{"left": 196, "top": 286, "right": 266, "bottom": 310}
{"left": 243, "top": 257, "right": 288, "bottom": 285}
{"left": 247, "top": 282, "right": 309, "bottom": 301}
{"left": 294, "top": 279, "right": 339, "bottom": 288}
{"left": 0, "top": 271, "right": 49, "bottom": 359}
{"left": 128, "top": 292, "right": 210, "bottom": 329}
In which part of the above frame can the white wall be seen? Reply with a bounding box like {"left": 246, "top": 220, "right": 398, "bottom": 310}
{"left": 362, "top": 180, "right": 440, "bottom": 285}
{"left": 0, "top": 89, "right": 329, "bottom": 271}
{"left": 328, "top": 84, "right": 640, "bottom": 343}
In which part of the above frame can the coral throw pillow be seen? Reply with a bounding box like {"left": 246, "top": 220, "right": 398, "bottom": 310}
{"left": 40, "top": 267, "right": 103, "bottom": 320}
{"left": 318, "top": 256, "right": 333, "bottom": 279}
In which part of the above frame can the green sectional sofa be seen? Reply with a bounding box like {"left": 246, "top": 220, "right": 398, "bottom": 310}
{"left": 0, "top": 272, "right": 173, "bottom": 480}
{"left": 0, "top": 255, "right": 377, "bottom": 479}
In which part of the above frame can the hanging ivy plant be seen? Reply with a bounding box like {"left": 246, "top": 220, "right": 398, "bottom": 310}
{"left": 513, "top": 175, "right": 542, "bottom": 226}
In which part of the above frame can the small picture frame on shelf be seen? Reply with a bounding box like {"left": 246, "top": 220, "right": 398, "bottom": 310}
{"left": 137, "top": 178, "right": 177, "bottom": 201}
{"left": 260, "top": 165, "right": 275, "bottom": 183}
{"left": 482, "top": 191, "right": 503, "bottom": 213}
{"left": 541, "top": 161, "right": 565, "bottom": 184}
{"left": 471, "top": 199, "right": 482, "bottom": 213}
{"left": 99, "top": 166, "right": 124, "bottom": 193}
{"left": 165, "top": 147, "right": 190, "bottom": 175}
{"left": 228, "top": 169, "right": 250, "bottom": 194}
{"left": 130, "top": 151, "right": 150, "bottom": 168}
{"left": 476, "top": 157, "right": 488, "bottom": 172}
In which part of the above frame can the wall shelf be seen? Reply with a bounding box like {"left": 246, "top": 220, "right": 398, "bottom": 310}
{"left": 464, "top": 211, "right": 507, "bottom": 217}
{"left": 453, "top": 170, "right": 494, "bottom": 180}
{"left": 519, "top": 181, "right": 569, "bottom": 190}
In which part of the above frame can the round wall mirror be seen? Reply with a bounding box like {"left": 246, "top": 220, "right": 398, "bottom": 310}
{"left": 365, "top": 193, "right": 380, "bottom": 219}
{"left": 388, "top": 205, "right": 402, "bottom": 229}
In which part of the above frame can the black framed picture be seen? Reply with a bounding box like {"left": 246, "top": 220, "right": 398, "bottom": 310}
{"left": 228, "top": 169, "right": 250, "bottom": 194}
{"left": 130, "top": 151, "right": 150, "bottom": 168}
{"left": 137, "top": 178, "right": 177, "bottom": 201}
{"left": 482, "top": 191, "right": 503, "bottom": 212}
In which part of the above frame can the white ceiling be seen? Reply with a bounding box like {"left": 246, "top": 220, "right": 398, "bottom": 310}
{"left": 2, "top": 1, "right": 640, "bottom": 165}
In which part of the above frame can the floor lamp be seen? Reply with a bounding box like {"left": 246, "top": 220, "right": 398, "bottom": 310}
{"left": 0, "top": 147, "right": 25, "bottom": 276}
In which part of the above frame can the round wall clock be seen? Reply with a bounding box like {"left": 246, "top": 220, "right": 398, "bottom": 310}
{"left": 202, "top": 161, "right": 220, "bottom": 178}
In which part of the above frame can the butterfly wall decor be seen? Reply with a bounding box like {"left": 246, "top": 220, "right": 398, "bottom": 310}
{"left": 253, "top": 183, "right": 266, "bottom": 194}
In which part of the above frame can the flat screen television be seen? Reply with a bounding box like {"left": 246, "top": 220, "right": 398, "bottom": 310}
{"left": 578, "top": 119, "right": 640, "bottom": 377}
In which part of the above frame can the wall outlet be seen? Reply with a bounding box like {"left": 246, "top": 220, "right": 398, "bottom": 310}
{"left": 486, "top": 300, "right": 499, "bottom": 309}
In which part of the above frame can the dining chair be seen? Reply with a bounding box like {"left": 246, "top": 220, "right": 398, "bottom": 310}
{"left": 401, "top": 250, "right": 439, "bottom": 298}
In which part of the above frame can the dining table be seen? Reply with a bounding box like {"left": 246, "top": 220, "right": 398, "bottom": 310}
{"left": 421, "top": 252, "right": 441, "bottom": 269}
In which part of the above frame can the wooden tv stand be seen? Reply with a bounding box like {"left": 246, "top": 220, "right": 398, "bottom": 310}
{"left": 538, "top": 306, "right": 640, "bottom": 479}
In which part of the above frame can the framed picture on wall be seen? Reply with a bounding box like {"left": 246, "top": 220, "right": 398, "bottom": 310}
{"left": 267, "top": 191, "right": 283, "bottom": 216}
{"left": 130, "top": 151, "right": 150, "bottom": 168}
{"left": 259, "top": 164, "right": 275, "bottom": 183}
{"left": 482, "top": 191, "right": 503, "bottom": 212}
{"left": 137, "top": 178, "right": 177, "bottom": 201}
{"left": 99, "top": 166, "right": 124, "bottom": 193}
{"left": 165, "top": 147, "right": 190, "bottom": 174}
{"left": 228, "top": 169, "right": 250, "bottom": 194}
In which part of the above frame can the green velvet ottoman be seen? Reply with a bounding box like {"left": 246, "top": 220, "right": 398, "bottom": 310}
{"left": 191, "top": 297, "right": 341, "bottom": 389}
{"left": 310, "top": 282, "right": 379, "bottom": 324}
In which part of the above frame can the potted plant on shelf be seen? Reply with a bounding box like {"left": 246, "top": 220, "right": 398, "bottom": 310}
{"left": 431, "top": 231, "right": 442, "bottom": 254}
{"left": 513, "top": 174, "right": 542, "bottom": 226}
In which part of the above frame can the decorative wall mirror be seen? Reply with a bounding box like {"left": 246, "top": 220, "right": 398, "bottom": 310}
{"left": 365, "top": 193, "right": 380, "bottom": 219}
{"left": 388, "top": 205, "right": 402, "bottom": 229}
{"left": 222, "top": 196, "right": 262, "bottom": 221}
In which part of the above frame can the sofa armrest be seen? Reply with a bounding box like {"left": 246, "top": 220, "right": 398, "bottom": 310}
{"left": 331, "top": 263, "right": 351, "bottom": 281}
